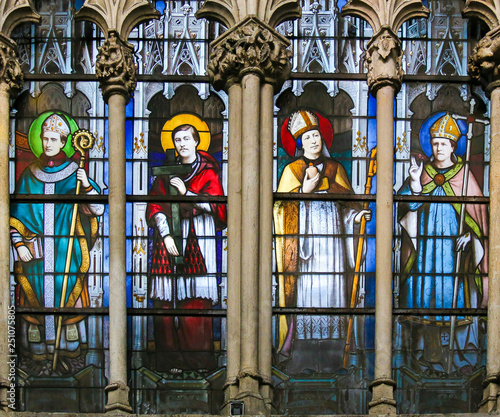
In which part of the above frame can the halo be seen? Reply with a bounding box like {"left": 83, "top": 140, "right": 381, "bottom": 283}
{"left": 419, "top": 112, "right": 467, "bottom": 157}
{"left": 28, "top": 111, "right": 79, "bottom": 158}
{"left": 280, "top": 110, "right": 333, "bottom": 157}
{"left": 161, "top": 113, "right": 211, "bottom": 152}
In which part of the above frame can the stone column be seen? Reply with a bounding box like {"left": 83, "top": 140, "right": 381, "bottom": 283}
{"left": 240, "top": 72, "right": 261, "bottom": 383}
{"left": 365, "top": 28, "right": 403, "bottom": 415}
{"left": 96, "top": 31, "right": 137, "bottom": 414}
{"left": 225, "top": 82, "right": 243, "bottom": 401}
{"left": 0, "top": 35, "right": 23, "bottom": 411}
{"left": 469, "top": 29, "right": 500, "bottom": 413}
{"left": 208, "top": 16, "right": 290, "bottom": 415}
{"left": 258, "top": 82, "right": 275, "bottom": 409}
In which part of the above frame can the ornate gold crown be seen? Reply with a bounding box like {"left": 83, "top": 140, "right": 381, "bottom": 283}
{"left": 288, "top": 110, "right": 319, "bottom": 139}
{"left": 429, "top": 113, "right": 461, "bottom": 143}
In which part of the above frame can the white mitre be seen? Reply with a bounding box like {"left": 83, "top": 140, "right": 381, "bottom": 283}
{"left": 42, "top": 114, "right": 70, "bottom": 137}
{"left": 288, "top": 110, "right": 319, "bottom": 139}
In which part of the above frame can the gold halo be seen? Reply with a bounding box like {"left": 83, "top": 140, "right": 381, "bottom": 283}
{"left": 161, "top": 113, "right": 211, "bottom": 152}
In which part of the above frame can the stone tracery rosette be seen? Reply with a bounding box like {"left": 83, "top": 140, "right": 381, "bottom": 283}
{"left": 96, "top": 31, "right": 137, "bottom": 101}
{"left": 0, "top": 35, "right": 23, "bottom": 95}
{"left": 365, "top": 28, "right": 403, "bottom": 94}
{"left": 207, "top": 17, "right": 292, "bottom": 91}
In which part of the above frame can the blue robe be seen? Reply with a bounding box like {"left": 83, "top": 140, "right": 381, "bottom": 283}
{"left": 397, "top": 158, "right": 487, "bottom": 372}
{"left": 10, "top": 158, "right": 99, "bottom": 321}
{"left": 398, "top": 159, "right": 486, "bottom": 313}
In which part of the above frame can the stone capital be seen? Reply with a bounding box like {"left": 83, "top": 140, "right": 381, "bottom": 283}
{"left": 208, "top": 16, "right": 291, "bottom": 92}
{"left": 469, "top": 27, "right": 500, "bottom": 97}
{"left": 365, "top": 28, "right": 403, "bottom": 95}
{"left": 0, "top": 34, "right": 23, "bottom": 96}
{"left": 96, "top": 31, "right": 137, "bottom": 103}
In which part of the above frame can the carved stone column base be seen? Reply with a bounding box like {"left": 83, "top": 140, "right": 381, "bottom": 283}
{"left": 223, "top": 379, "right": 240, "bottom": 400}
{"left": 105, "top": 381, "right": 132, "bottom": 414}
{"left": 221, "top": 381, "right": 239, "bottom": 415}
{"left": 259, "top": 380, "right": 274, "bottom": 413}
{"left": 221, "top": 374, "right": 269, "bottom": 415}
{"left": 368, "top": 378, "right": 396, "bottom": 415}
{"left": 0, "top": 378, "right": 9, "bottom": 411}
{"left": 478, "top": 375, "right": 500, "bottom": 413}
{"left": 235, "top": 375, "right": 267, "bottom": 414}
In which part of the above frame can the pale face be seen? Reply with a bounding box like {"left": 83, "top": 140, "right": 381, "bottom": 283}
{"left": 173, "top": 129, "right": 198, "bottom": 164}
{"left": 431, "top": 138, "right": 454, "bottom": 167}
{"left": 42, "top": 131, "right": 65, "bottom": 157}
{"left": 301, "top": 129, "right": 322, "bottom": 160}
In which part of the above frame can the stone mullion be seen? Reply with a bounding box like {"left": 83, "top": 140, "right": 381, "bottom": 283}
{"left": 468, "top": 31, "right": 500, "bottom": 413}
{"left": 96, "top": 32, "right": 136, "bottom": 414}
{"left": 105, "top": 92, "right": 131, "bottom": 413}
{"left": 240, "top": 73, "right": 261, "bottom": 377}
{"left": 224, "top": 82, "right": 243, "bottom": 409}
{"left": 370, "top": 84, "right": 397, "bottom": 414}
{"left": 208, "top": 16, "right": 291, "bottom": 415}
{"left": 258, "top": 81, "right": 274, "bottom": 410}
{"left": 484, "top": 86, "right": 500, "bottom": 412}
{"left": 0, "top": 36, "right": 23, "bottom": 411}
{"left": 365, "top": 29, "right": 402, "bottom": 415}
{"left": 240, "top": 73, "right": 260, "bottom": 376}
{"left": 489, "top": 85, "right": 500, "bottom": 412}
{"left": 237, "top": 72, "right": 265, "bottom": 412}
{"left": 0, "top": 82, "right": 11, "bottom": 412}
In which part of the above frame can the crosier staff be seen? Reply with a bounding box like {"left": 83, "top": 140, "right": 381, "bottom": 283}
{"left": 52, "top": 129, "right": 95, "bottom": 372}
{"left": 343, "top": 146, "right": 376, "bottom": 367}
{"left": 447, "top": 100, "right": 488, "bottom": 373}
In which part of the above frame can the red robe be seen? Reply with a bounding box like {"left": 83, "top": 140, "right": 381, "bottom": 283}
{"left": 147, "top": 151, "right": 226, "bottom": 371}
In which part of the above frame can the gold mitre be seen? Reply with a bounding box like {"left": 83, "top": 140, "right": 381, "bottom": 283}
{"left": 288, "top": 110, "right": 319, "bottom": 139}
{"left": 42, "top": 114, "right": 70, "bottom": 137}
{"left": 429, "top": 113, "right": 461, "bottom": 142}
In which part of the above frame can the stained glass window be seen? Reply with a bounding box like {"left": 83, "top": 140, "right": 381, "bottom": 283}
{"left": 273, "top": 1, "right": 377, "bottom": 410}
{"left": 10, "top": 1, "right": 109, "bottom": 411}
{"left": 6, "top": 0, "right": 495, "bottom": 414}
{"left": 126, "top": 2, "right": 228, "bottom": 413}
{"left": 392, "top": 0, "right": 490, "bottom": 412}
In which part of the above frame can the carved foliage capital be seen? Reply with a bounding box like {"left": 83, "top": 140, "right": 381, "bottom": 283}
{"left": 469, "top": 28, "right": 500, "bottom": 95}
{"left": 0, "top": 36, "right": 23, "bottom": 95}
{"left": 207, "top": 18, "right": 291, "bottom": 91}
{"left": 365, "top": 28, "right": 403, "bottom": 94}
{"left": 96, "top": 32, "right": 136, "bottom": 102}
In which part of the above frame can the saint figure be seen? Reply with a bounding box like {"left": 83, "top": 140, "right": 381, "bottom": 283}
{"left": 10, "top": 112, "right": 103, "bottom": 372}
{"left": 147, "top": 120, "right": 226, "bottom": 372}
{"left": 274, "top": 110, "right": 371, "bottom": 373}
{"left": 398, "top": 113, "right": 488, "bottom": 373}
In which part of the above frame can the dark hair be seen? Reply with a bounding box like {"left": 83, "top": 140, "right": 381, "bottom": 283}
{"left": 172, "top": 124, "right": 200, "bottom": 145}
